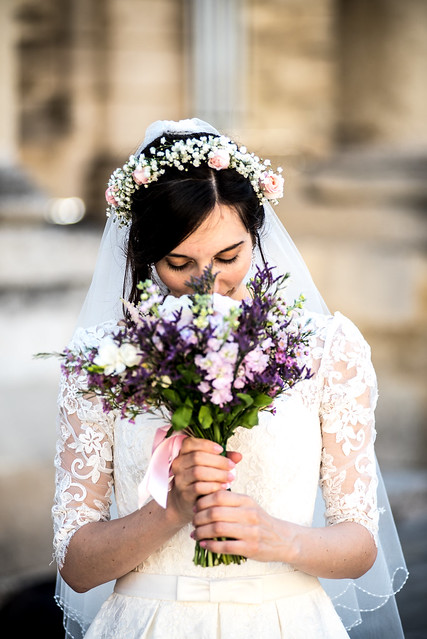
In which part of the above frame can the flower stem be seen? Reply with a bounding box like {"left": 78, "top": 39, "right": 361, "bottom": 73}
{"left": 192, "top": 540, "right": 247, "bottom": 568}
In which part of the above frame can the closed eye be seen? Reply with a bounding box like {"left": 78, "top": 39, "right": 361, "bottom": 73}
{"left": 165, "top": 261, "right": 190, "bottom": 272}
{"left": 165, "top": 254, "right": 239, "bottom": 272}
{"left": 216, "top": 255, "right": 238, "bottom": 265}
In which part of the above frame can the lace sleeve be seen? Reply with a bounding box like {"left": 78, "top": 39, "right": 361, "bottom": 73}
{"left": 52, "top": 326, "right": 116, "bottom": 569}
{"left": 319, "top": 313, "right": 379, "bottom": 541}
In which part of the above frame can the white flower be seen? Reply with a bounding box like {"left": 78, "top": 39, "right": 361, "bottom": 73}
{"left": 94, "top": 337, "right": 140, "bottom": 375}
{"left": 158, "top": 294, "right": 194, "bottom": 326}
{"left": 120, "top": 343, "right": 141, "bottom": 367}
{"left": 212, "top": 293, "right": 240, "bottom": 316}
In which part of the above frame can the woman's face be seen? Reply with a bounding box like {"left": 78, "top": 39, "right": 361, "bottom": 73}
{"left": 155, "top": 203, "right": 253, "bottom": 299}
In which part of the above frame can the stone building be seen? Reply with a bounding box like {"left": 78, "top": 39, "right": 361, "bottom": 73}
{"left": 1, "top": 0, "right": 426, "bottom": 629}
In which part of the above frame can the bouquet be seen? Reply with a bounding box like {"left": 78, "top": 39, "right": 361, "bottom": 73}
{"left": 42, "top": 265, "right": 313, "bottom": 567}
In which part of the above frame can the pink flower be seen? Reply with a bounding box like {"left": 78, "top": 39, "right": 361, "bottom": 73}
{"left": 233, "top": 376, "right": 246, "bottom": 389}
{"left": 105, "top": 186, "right": 119, "bottom": 207}
{"left": 243, "top": 346, "right": 269, "bottom": 374}
{"left": 208, "top": 149, "right": 230, "bottom": 171}
{"left": 259, "top": 172, "right": 284, "bottom": 200}
{"left": 198, "top": 381, "right": 211, "bottom": 394}
{"left": 132, "top": 166, "right": 151, "bottom": 185}
{"left": 211, "top": 387, "right": 233, "bottom": 407}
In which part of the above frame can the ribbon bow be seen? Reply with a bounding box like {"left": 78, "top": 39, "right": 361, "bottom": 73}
{"left": 137, "top": 425, "right": 187, "bottom": 509}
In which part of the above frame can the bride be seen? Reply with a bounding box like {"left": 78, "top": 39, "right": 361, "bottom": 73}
{"left": 52, "top": 118, "right": 407, "bottom": 638}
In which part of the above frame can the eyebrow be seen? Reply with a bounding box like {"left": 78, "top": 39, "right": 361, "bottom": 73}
{"left": 167, "top": 240, "right": 245, "bottom": 259}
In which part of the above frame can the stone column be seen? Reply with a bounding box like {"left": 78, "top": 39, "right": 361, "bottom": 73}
{"left": 187, "top": 0, "right": 247, "bottom": 133}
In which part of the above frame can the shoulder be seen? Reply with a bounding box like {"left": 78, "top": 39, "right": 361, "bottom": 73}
{"left": 68, "top": 319, "right": 120, "bottom": 350}
{"left": 301, "top": 310, "right": 373, "bottom": 373}
{"left": 303, "top": 310, "right": 369, "bottom": 347}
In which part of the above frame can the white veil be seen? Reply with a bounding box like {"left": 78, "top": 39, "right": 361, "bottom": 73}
{"left": 55, "top": 119, "right": 407, "bottom": 638}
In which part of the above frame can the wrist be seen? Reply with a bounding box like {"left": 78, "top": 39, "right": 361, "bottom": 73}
{"left": 275, "top": 519, "right": 304, "bottom": 566}
{"left": 164, "top": 492, "right": 190, "bottom": 530}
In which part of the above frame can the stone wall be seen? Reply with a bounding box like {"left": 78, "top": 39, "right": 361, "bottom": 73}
{"left": 244, "top": 0, "right": 336, "bottom": 157}
{"left": 16, "top": 0, "right": 187, "bottom": 218}
{"left": 337, "top": 0, "right": 427, "bottom": 147}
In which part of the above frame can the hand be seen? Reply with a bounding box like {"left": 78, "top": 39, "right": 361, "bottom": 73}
{"left": 192, "top": 490, "right": 296, "bottom": 563}
{"left": 167, "top": 438, "right": 241, "bottom": 525}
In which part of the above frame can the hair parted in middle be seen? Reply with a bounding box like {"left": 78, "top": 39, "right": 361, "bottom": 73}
{"left": 125, "top": 133, "right": 267, "bottom": 305}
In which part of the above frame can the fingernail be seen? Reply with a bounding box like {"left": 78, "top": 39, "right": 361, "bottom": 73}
{"left": 190, "top": 530, "right": 195, "bottom": 539}
{"left": 227, "top": 471, "right": 235, "bottom": 481}
{"left": 200, "top": 540, "right": 207, "bottom": 548}
{"left": 227, "top": 459, "right": 236, "bottom": 468}
{"left": 213, "top": 444, "right": 223, "bottom": 453}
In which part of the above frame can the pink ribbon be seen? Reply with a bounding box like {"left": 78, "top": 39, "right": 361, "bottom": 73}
{"left": 137, "top": 425, "right": 187, "bottom": 509}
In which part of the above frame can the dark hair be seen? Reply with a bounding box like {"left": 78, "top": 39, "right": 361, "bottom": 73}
{"left": 125, "top": 133, "right": 266, "bottom": 304}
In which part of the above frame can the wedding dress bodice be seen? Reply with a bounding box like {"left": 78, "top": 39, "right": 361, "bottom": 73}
{"left": 52, "top": 311, "right": 379, "bottom": 578}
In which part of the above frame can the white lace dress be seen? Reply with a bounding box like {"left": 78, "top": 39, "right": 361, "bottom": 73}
{"left": 52, "top": 311, "right": 379, "bottom": 639}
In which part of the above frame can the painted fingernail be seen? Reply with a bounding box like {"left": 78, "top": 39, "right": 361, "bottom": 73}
{"left": 200, "top": 540, "right": 207, "bottom": 548}
{"left": 190, "top": 530, "right": 195, "bottom": 539}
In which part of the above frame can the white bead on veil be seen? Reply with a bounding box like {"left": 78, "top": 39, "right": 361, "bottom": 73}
{"left": 55, "top": 118, "right": 407, "bottom": 639}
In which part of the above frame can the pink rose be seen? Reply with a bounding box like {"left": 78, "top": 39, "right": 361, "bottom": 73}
{"left": 132, "top": 166, "right": 151, "bottom": 185}
{"left": 105, "top": 186, "right": 119, "bottom": 207}
{"left": 259, "top": 172, "right": 284, "bottom": 199}
{"left": 208, "top": 149, "right": 230, "bottom": 171}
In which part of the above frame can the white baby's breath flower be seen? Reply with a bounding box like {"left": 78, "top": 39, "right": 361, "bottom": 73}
{"left": 105, "top": 134, "right": 284, "bottom": 225}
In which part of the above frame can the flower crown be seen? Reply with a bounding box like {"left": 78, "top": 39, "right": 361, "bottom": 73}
{"left": 105, "top": 134, "right": 284, "bottom": 226}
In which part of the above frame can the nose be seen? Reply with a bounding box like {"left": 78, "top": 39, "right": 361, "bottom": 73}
{"left": 196, "top": 262, "right": 221, "bottom": 293}
{"left": 212, "top": 274, "right": 221, "bottom": 293}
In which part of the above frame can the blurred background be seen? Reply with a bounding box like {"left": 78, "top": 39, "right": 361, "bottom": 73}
{"left": 0, "top": 0, "right": 426, "bottom": 636}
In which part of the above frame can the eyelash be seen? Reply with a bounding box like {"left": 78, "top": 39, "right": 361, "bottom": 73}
{"left": 166, "top": 255, "right": 239, "bottom": 272}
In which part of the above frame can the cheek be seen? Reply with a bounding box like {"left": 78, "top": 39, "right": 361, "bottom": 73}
{"left": 235, "top": 249, "right": 253, "bottom": 280}
{"left": 155, "top": 264, "right": 182, "bottom": 292}
{"left": 218, "top": 253, "right": 252, "bottom": 288}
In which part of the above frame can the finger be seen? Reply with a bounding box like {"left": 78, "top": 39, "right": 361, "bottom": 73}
{"left": 194, "top": 520, "right": 250, "bottom": 542}
{"left": 191, "top": 481, "right": 232, "bottom": 498}
{"left": 227, "top": 451, "right": 242, "bottom": 465}
{"left": 195, "top": 489, "right": 249, "bottom": 512}
{"left": 180, "top": 438, "right": 223, "bottom": 455}
{"left": 176, "top": 465, "right": 236, "bottom": 489}
{"left": 172, "top": 452, "right": 235, "bottom": 479}
{"left": 198, "top": 537, "right": 250, "bottom": 558}
{"left": 172, "top": 446, "right": 236, "bottom": 477}
{"left": 193, "top": 505, "right": 238, "bottom": 527}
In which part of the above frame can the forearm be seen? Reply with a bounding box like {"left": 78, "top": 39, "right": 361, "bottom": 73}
{"left": 60, "top": 439, "right": 237, "bottom": 593}
{"left": 278, "top": 519, "right": 377, "bottom": 579}
{"left": 60, "top": 499, "right": 185, "bottom": 593}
